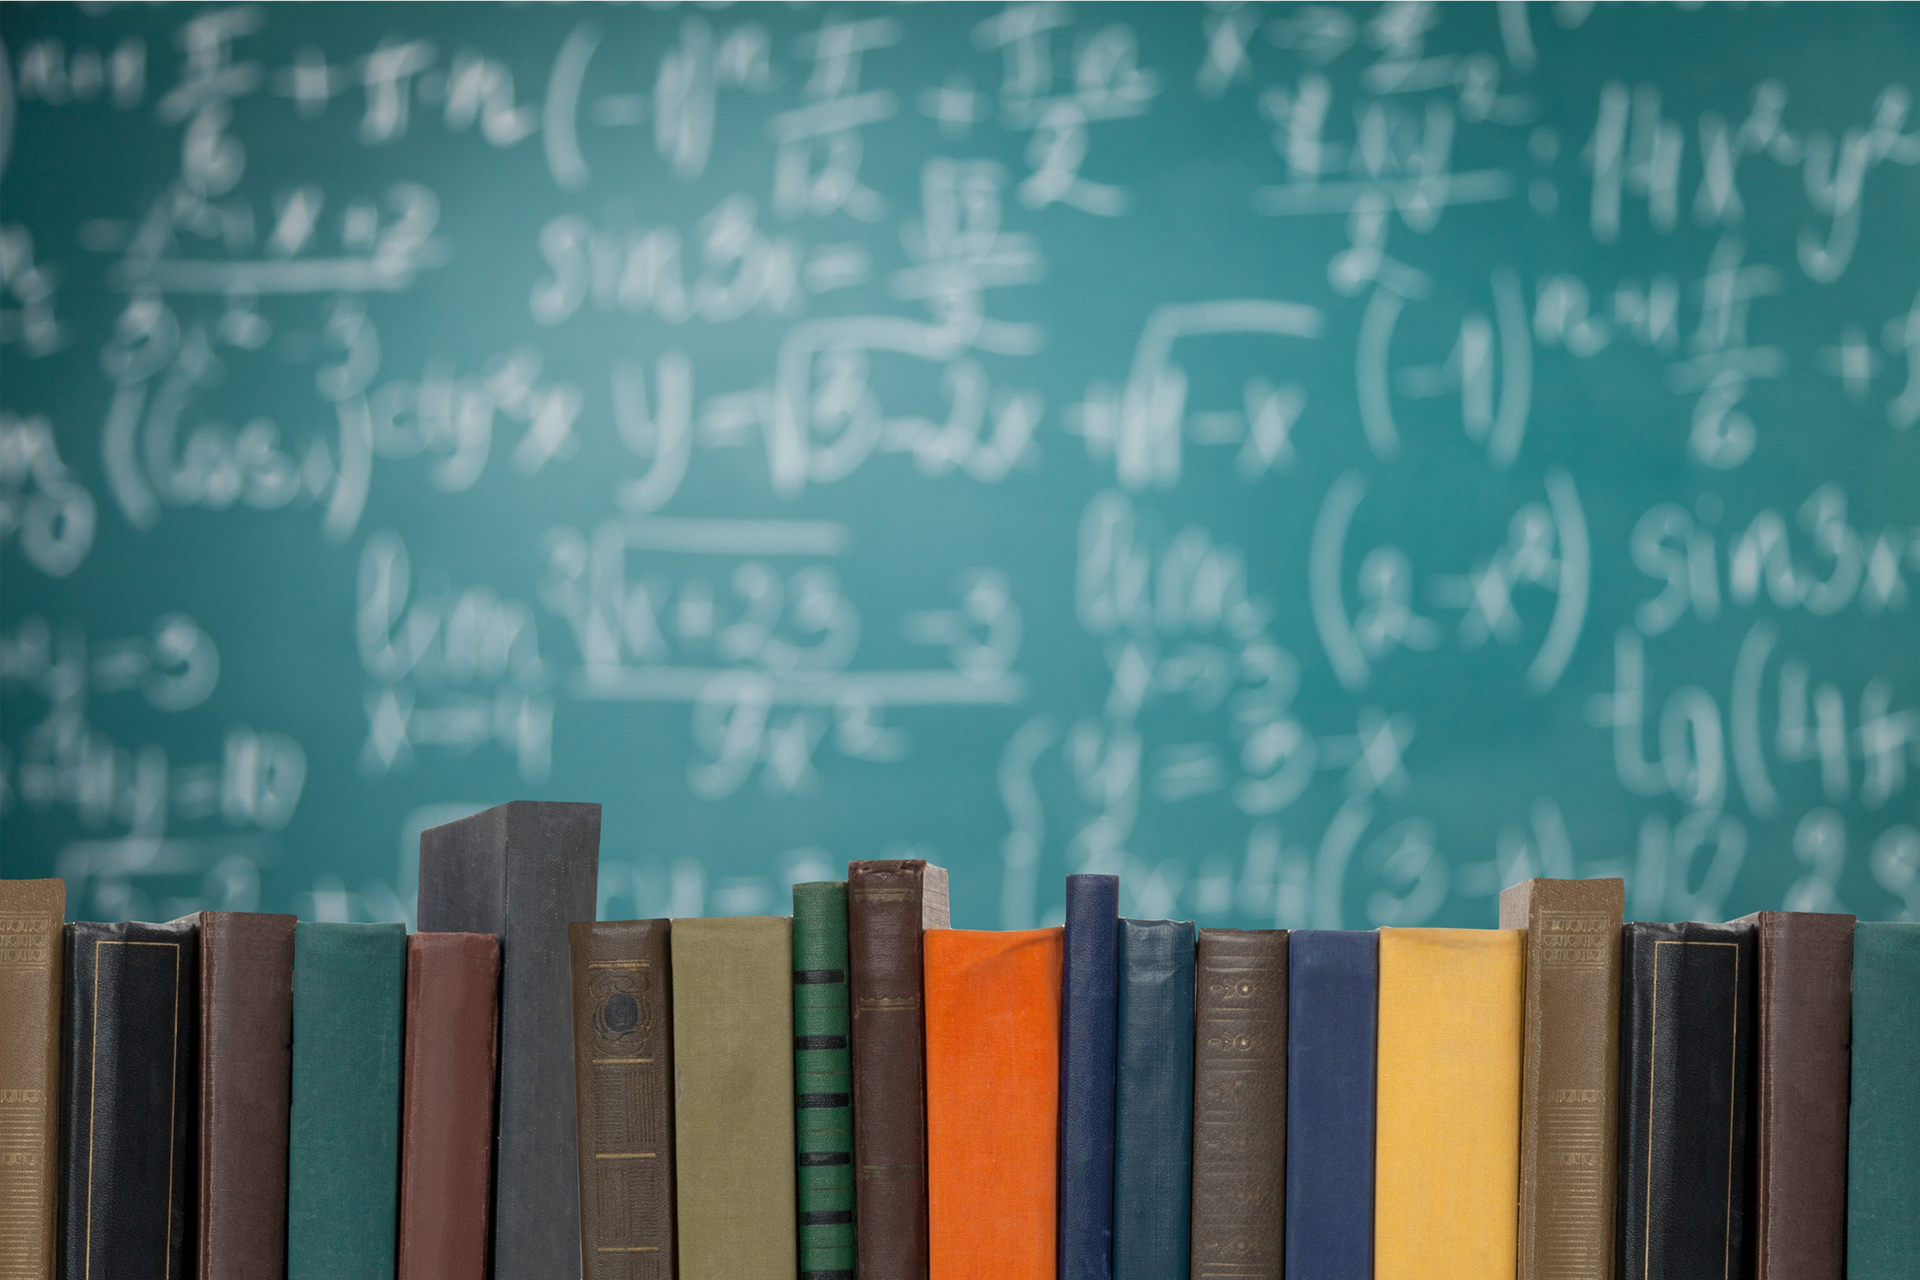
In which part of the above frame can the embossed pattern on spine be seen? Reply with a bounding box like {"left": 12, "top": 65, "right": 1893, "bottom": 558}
{"left": 0, "top": 880, "right": 62, "bottom": 1280}
{"left": 1190, "top": 928, "right": 1286, "bottom": 1280}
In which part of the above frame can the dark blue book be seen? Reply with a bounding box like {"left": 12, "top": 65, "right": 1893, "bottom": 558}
{"left": 1113, "top": 919, "right": 1196, "bottom": 1280}
{"left": 1284, "top": 930, "right": 1377, "bottom": 1280}
{"left": 1058, "top": 874, "right": 1120, "bottom": 1280}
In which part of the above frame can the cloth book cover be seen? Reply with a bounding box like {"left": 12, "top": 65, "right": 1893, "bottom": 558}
{"left": 671, "top": 916, "right": 796, "bottom": 1280}
{"left": 1847, "top": 921, "right": 1920, "bottom": 1280}
{"left": 1499, "top": 878, "right": 1624, "bottom": 1280}
{"left": 1374, "top": 927, "right": 1523, "bottom": 1280}
{"left": 58, "top": 916, "right": 198, "bottom": 1280}
{"left": 397, "top": 932, "right": 501, "bottom": 1280}
{"left": 793, "top": 882, "right": 854, "bottom": 1280}
{"left": 569, "top": 919, "right": 675, "bottom": 1280}
{"left": 1057, "top": 874, "right": 1118, "bottom": 1280}
{"left": 925, "top": 926, "right": 1063, "bottom": 1280}
{"left": 286, "top": 921, "right": 406, "bottom": 1280}
{"left": 197, "top": 911, "right": 297, "bottom": 1280}
{"left": 0, "top": 878, "right": 62, "bottom": 1280}
{"left": 1112, "top": 919, "right": 1194, "bottom": 1280}
{"left": 417, "top": 800, "right": 600, "bottom": 1280}
{"left": 1190, "top": 928, "right": 1287, "bottom": 1280}
{"left": 1615, "top": 920, "right": 1754, "bottom": 1280}
{"left": 846, "top": 859, "right": 949, "bottom": 1280}
{"left": 1285, "top": 930, "right": 1377, "bottom": 1280}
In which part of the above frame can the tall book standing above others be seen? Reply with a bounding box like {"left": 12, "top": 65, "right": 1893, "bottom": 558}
{"left": 846, "top": 859, "right": 949, "bottom": 1280}
{"left": 1847, "top": 922, "right": 1920, "bottom": 1280}
{"left": 0, "top": 879, "right": 62, "bottom": 1280}
{"left": 1058, "top": 875, "right": 1119, "bottom": 1280}
{"left": 418, "top": 800, "right": 600, "bottom": 1280}
{"left": 793, "top": 882, "right": 855, "bottom": 1280}
{"left": 1500, "top": 878, "right": 1624, "bottom": 1280}
{"left": 1112, "top": 919, "right": 1195, "bottom": 1280}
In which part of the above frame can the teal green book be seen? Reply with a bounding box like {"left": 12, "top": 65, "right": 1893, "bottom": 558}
{"left": 1848, "top": 921, "right": 1920, "bottom": 1280}
{"left": 287, "top": 921, "right": 407, "bottom": 1280}
{"left": 793, "top": 882, "right": 855, "bottom": 1280}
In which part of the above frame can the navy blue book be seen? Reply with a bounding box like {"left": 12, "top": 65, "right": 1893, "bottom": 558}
{"left": 1058, "top": 874, "right": 1120, "bottom": 1280}
{"left": 1284, "top": 930, "right": 1377, "bottom": 1280}
{"left": 1113, "top": 919, "right": 1196, "bottom": 1280}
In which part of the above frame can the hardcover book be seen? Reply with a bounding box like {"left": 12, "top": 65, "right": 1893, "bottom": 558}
{"left": 0, "top": 878, "right": 62, "bottom": 1280}
{"left": 846, "top": 858, "right": 949, "bottom": 1280}
{"left": 1500, "top": 878, "right": 1624, "bottom": 1280}
{"left": 671, "top": 916, "right": 796, "bottom": 1280}
{"left": 1286, "top": 930, "right": 1376, "bottom": 1280}
{"left": 569, "top": 919, "right": 675, "bottom": 1280}
{"left": 1191, "top": 928, "right": 1287, "bottom": 1280}
{"left": 1112, "top": 919, "right": 1195, "bottom": 1280}
{"left": 1847, "top": 921, "right": 1920, "bottom": 1280}
{"left": 1058, "top": 874, "right": 1119, "bottom": 1280}
{"left": 1374, "top": 927, "right": 1523, "bottom": 1280}
{"left": 794, "top": 883, "right": 855, "bottom": 1280}
{"left": 418, "top": 800, "right": 600, "bottom": 1280}
{"left": 925, "top": 927, "right": 1063, "bottom": 1280}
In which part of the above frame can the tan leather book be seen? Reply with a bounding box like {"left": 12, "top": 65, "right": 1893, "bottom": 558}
{"left": 197, "top": 911, "right": 298, "bottom": 1280}
{"left": 1500, "top": 878, "right": 1624, "bottom": 1280}
{"left": 568, "top": 920, "right": 675, "bottom": 1280}
{"left": 397, "top": 932, "right": 501, "bottom": 1280}
{"left": 671, "top": 917, "right": 796, "bottom": 1280}
{"left": 0, "top": 879, "right": 62, "bottom": 1280}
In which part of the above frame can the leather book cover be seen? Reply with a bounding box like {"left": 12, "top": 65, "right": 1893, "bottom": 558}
{"left": 1057, "top": 874, "right": 1118, "bottom": 1280}
{"left": 417, "top": 800, "right": 599, "bottom": 1280}
{"left": 0, "top": 878, "right": 62, "bottom": 1280}
{"left": 924, "top": 927, "right": 1062, "bottom": 1280}
{"left": 1615, "top": 920, "right": 1755, "bottom": 1280}
{"left": 1847, "top": 922, "right": 1920, "bottom": 1280}
{"left": 398, "top": 932, "right": 501, "bottom": 1280}
{"left": 670, "top": 916, "right": 795, "bottom": 1280}
{"left": 569, "top": 919, "right": 674, "bottom": 1280}
{"left": 794, "top": 883, "right": 854, "bottom": 1280}
{"left": 197, "top": 911, "right": 297, "bottom": 1280}
{"left": 286, "top": 921, "right": 407, "bottom": 1280}
{"left": 1191, "top": 928, "right": 1287, "bottom": 1280}
{"left": 1285, "top": 930, "right": 1376, "bottom": 1280}
{"left": 1112, "top": 919, "right": 1194, "bottom": 1280}
{"left": 58, "top": 917, "right": 198, "bottom": 1280}
{"left": 845, "top": 859, "right": 947, "bottom": 1280}
{"left": 1732, "top": 910, "right": 1854, "bottom": 1280}
{"left": 1499, "top": 878, "right": 1624, "bottom": 1280}
{"left": 1374, "top": 928, "right": 1523, "bottom": 1280}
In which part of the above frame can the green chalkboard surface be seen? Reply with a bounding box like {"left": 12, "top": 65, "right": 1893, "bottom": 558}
{"left": 4, "top": 3, "right": 1918, "bottom": 929}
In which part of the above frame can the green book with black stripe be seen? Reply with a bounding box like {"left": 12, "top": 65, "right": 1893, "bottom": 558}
{"left": 794, "top": 881, "right": 856, "bottom": 1280}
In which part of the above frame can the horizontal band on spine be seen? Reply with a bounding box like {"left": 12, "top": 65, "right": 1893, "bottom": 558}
{"left": 794, "top": 969, "right": 845, "bottom": 984}
{"left": 800, "top": 1211, "right": 855, "bottom": 1226}
{"left": 794, "top": 1035, "right": 848, "bottom": 1050}
{"left": 797, "top": 1092, "right": 851, "bottom": 1109}
{"left": 799, "top": 1151, "right": 852, "bottom": 1166}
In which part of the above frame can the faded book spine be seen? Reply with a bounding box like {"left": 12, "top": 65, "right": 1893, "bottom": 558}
{"left": 569, "top": 920, "right": 675, "bottom": 1280}
{"left": 1112, "top": 919, "right": 1195, "bottom": 1280}
{"left": 1190, "top": 928, "right": 1286, "bottom": 1280}
{"left": 794, "top": 883, "right": 854, "bottom": 1280}
{"left": 0, "top": 880, "right": 62, "bottom": 1280}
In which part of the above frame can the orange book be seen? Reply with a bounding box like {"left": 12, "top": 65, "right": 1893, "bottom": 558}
{"left": 925, "top": 926, "right": 1064, "bottom": 1280}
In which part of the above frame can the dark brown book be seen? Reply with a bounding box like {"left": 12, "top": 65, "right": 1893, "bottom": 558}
{"left": 1190, "top": 928, "right": 1287, "bottom": 1280}
{"left": 847, "top": 860, "right": 949, "bottom": 1280}
{"left": 198, "top": 911, "right": 297, "bottom": 1280}
{"left": 0, "top": 878, "right": 63, "bottom": 1280}
{"left": 1733, "top": 910, "right": 1854, "bottom": 1280}
{"left": 568, "top": 920, "right": 675, "bottom": 1280}
{"left": 397, "top": 932, "right": 501, "bottom": 1280}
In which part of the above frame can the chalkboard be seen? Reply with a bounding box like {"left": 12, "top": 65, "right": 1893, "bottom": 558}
{"left": 4, "top": 2, "right": 1918, "bottom": 931}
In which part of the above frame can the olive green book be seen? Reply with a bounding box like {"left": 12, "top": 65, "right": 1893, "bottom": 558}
{"left": 1848, "top": 922, "right": 1920, "bottom": 1280}
{"left": 793, "top": 883, "right": 854, "bottom": 1280}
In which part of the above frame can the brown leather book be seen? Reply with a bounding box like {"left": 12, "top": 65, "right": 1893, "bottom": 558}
{"left": 1733, "top": 910, "right": 1854, "bottom": 1280}
{"left": 1189, "top": 928, "right": 1287, "bottom": 1280}
{"left": 1500, "top": 878, "right": 1624, "bottom": 1280}
{"left": 0, "top": 879, "right": 63, "bottom": 1280}
{"left": 847, "top": 860, "right": 949, "bottom": 1280}
{"left": 397, "top": 932, "right": 501, "bottom": 1280}
{"left": 198, "top": 911, "right": 298, "bottom": 1280}
{"left": 568, "top": 920, "right": 675, "bottom": 1280}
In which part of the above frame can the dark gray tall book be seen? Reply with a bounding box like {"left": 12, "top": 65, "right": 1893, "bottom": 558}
{"left": 417, "top": 801, "right": 600, "bottom": 1280}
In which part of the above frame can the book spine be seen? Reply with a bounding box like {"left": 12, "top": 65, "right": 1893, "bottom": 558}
{"left": 1284, "top": 931, "right": 1376, "bottom": 1280}
{"left": 398, "top": 932, "right": 501, "bottom": 1280}
{"left": 197, "top": 911, "right": 297, "bottom": 1280}
{"left": 1058, "top": 874, "right": 1119, "bottom": 1280}
{"left": 1500, "top": 879, "right": 1624, "bottom": 1280}
{"left": 58, "top": 918, "right": 198, "bottom": 1280}
{"left": 1112, "top": 919, "right": 1195, "bottom": 1280}
{"left": 1847, "top": 922, "right": 1920, "bottom": 1280}
{"left": 0, "top": 879, "right": 61, "bottom": 1280}
{"left": 1614, "top": 921, "right": 1754, "bottom": 1280}
{"left": 1191, "top": 928, "right": 1287, "bottom": 1280}
{"left": 794, "top": 883, "right": 855, "bottom": 1280}
{"left": 846, "top": 859, "right": 948, "bottom": 1280}
{"left": 569, "top": 919, "right": 675, "bottom": 1280}
{"left": 1373, "top": 928, "right": 1522, "bottom": 1280}
{"left": 672, "top": 917, "right": 796, "bottom": 1280}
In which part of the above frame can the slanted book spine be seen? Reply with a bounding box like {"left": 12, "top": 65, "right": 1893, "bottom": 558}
{"left": 1058, "top": 874, "right": 1119, "bottom": 1280}
{"left": 1847, "top": 922, "right": 1920, "bottom": 1280}
{"left": 0, "top": 879, "right": 62, "bottom": 1280}
{"left": 794, "top": 883, "right": 855, "bottom": 1280}
{"left": 1112, "top": 919, "right": 1195, "bottom": 1280}
{"left": 1191, "top": 928, "right": 1287, "bottom": 1280}
{"left": 1285, "top": 930, "right": 1376, "bottom": 1280}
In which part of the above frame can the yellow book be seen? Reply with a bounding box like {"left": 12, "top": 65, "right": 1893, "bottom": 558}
{"left": 1375, "top": 927, "right": 1525, "bottom": 1280}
